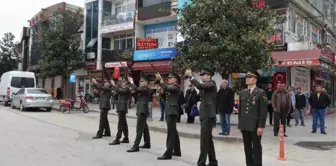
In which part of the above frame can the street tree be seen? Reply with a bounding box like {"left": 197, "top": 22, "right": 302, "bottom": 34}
{"left": 0, "top": 32, "right": 19, "bottom": 76}
{"left": 39, "top": 9, "right": 84, "bottom": 79}
{"left": 172, "top": 0, "right": 285, "bottom": 78}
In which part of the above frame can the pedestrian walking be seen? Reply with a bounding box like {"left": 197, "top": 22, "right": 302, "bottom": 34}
{"left": 126, "top": 76, "right": 151, "bottom": 152}
{"left": 185, "top": 68, "right": 218, "bottom": 166}
{"left": 184, "top": 82, "right": 198, "bottom": 123}
{"left": 216, "top": 79, "right": 234, "bottom": 136}
{"left": 156, "top": 72, "right": 181, "bottom": 160}
{"left": 238, "top": 70, "right": 268, "bottom": 166}
{"left": 91, "top": 79, "right": 112, "bottom": 139}
{"left": 294, "top": 87, "right": 306, "bottom": 126}
{"left": 271, "top": 83, "right": 291, "bottom": 137}
{"left": 286, "top": 86, "right": 296, "bottom": 127}
{"left": 265, "top": 83, "right": 274, "bottom": 125}
{"left": 309, "top": 85, "right": 331, "bottom": 134}
{"left": 109, "top": 77, "right": 131, "bottom": 145}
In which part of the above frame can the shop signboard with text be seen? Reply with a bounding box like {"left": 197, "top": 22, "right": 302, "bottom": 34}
{"left": 133, "top": 48, "right": 177, "bottom": 61}
{"left": 136, "top": 38, "right": 158, "bottom": 50}
{"left": 101, "top": 11, "right": 134, "bottom": 34}
{"left": 290, "top": 67, "right": 311, "bottom": 94}
{"left": 280, "top": 59, "right": 320, "bottom": 67}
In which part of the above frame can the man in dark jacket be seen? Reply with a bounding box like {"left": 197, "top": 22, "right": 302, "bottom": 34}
{"left": 184, "top": 82, "right": 198, "bottom": 123}
{"left": 266, "top": 83, "right": 274, "bottom": 125}
{"left": 216, "top": 79, "right": 234, "bottom": 136}
{"left": 295, "top": 87, "right": 306, "bottom": 126}
{"left": 91, "top": 79, "right": 112, "bottom": 139}
{"left": 309, "top": 85, "right": 331, "bottom": 134}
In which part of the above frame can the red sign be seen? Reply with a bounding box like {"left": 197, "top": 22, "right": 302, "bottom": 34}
{"left": 279, "top": 59, "right": 320, "bottom": 67}
{"left": 252, "top": 0, "right": 266, "bottom": 8}
{"left": 105, "top": 61, "right": 127, "bottom": 68}
{"left": 113, "top": 67, "right": 120, "bottom": 79}
{"left": 136, "top": 38, "right": 158, "bottom": 50}
{"left": 85, "top": 62, "right": 97, "bottom": 71}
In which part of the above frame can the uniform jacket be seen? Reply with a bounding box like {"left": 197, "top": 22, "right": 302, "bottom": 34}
{"left": 190, "top": 79, "right": 217, "bottom": 120}
{"left": 216, "top": 87, "right": 234, "bottom": 114}
{"left": 113, "top": 84, "right": 131, "bottom": 113}
{"left": 238, "top": 87, "right": 268, "bottom": 132}
{"left": 130, "top": 84, "right": 151, "bottom": 115}
{"left": 92, "top": 84, "right": 112, "bottom": 110}
{"left": 309, "top": 92, "right": 331, "bottom": 109}
{"left": 159, "top": 83, "right": 181, "bottom": 117}
{"left": 271, "top": 90, "right": 291, "bottom": 112}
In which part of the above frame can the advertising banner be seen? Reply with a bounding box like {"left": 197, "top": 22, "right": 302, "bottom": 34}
{"left": 290, "top": 67, "right": 311, "bottom": 94}
{"left": 133, "top": 48, "right": 177, "bottom": 61}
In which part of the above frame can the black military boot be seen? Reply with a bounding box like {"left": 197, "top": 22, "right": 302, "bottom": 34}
{"left": 121, "top": 137, "right": 129, "bottom": 143}
{"left": 157, "top": 155, "right": 172, "bottom": 160}
{"left": 140, "top": 143, "right": 151, "bottom": 149}
{"left": 92, "top": 135, "right": 102, "bottom": 139}
{"left": 127, "top": 146, "right": 139, "bottom": 153}
{"left": 109, "top": 139, "right": 120, "bottom": 145}
{"left": 172, "top": 151, "right": 181, "bottom": 157}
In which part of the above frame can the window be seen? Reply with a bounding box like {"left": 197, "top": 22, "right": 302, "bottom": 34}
{"left": 11, "top": 77, "right": 35, "bottom": 88}
{"left": 145, "top": 26, "right": 177, "bottom": 48}
{"left": 311, "top": 25, "right": 321, "bottom": 44}
{"left": 324, "top": 1, "right": 334, "bottom": 22}
{"left": 115, "top": 2, "right": 126, "bottom": 14}
{"left": 27, "top": 89, "right": 49, "bottom": 94}
{"left": 142, "top": 0, "right": 169, "bottom": 7}
{"left": 311, "top": 0, "right": 323, "bottom": 12}
{"left": 113, "top": 34, "right": 134, "bottom": 50}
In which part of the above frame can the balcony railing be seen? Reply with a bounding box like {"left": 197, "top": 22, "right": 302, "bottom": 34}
{"left": 102, "top": 49, "right": 134, "bottom": 62}
{"left": 101, "top": 10, "right": 135, "bottom": 34}
{"left": 137, "top": 1, "right": 171, "bottom": 20}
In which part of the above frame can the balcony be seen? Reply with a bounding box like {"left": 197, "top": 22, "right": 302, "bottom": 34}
{"left": 137, "top": 0, "right": 172, "bottom": 21}
{"left": 102, "top": 49, "right": 134, "bottom": 62}
{"left": 101, "top": 8, "right": 135, "bottom": 34}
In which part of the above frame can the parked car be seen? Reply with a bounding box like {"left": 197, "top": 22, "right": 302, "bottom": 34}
{"left": 0, "top": 71, "right": 36, "bottom": 106}
{"left": 11, "top": 88, "right": 53, "bottom": 112}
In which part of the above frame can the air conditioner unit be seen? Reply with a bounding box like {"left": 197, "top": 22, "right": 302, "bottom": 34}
{"left": 86, "top": 52, "right": 95, "bottom": 60}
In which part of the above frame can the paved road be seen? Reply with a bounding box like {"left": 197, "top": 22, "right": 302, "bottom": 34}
{"left": 0, "top": 105, "right": 335, "bottom": 166}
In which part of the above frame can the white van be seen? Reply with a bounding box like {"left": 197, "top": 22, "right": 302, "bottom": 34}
{"left": 0, "top": 71, "right": 36, "bottom": 106}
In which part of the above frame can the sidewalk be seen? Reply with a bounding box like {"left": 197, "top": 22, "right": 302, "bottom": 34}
{"left": 53, "top": 102, "right": 336, "bottom": 145}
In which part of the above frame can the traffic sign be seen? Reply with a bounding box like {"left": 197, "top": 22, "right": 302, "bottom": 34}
{"left": 69, "top": 74, "right": 76, "bottom": 83}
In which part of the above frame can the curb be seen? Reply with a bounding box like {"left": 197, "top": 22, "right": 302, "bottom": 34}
{"left": 52, "top": 107, "right": 243, "bottom": 143}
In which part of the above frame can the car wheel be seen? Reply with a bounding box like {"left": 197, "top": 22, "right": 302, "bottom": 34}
{"left": 82, "top": 106, "right": 89, "bottom": 113}
{"left": 20, "top": 102, "right": 26, "bottom": 112}
{"left": 11, "top": 101, "right": 15, "bottom": 109}
{"left": 46, "top": 107, "right": 52, "bottom": 112}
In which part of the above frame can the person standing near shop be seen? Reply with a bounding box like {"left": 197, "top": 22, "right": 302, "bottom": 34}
{"left": 272, "top": 83, "right": 291, "bottom": 137}
{"left": 216, "top": 79, "right": 234, "bottom": 136}
{"left": 185, "top": 68, "right": 218, "bottom": 166}
{"left": 155, "top": 72, "right": 181, "bottom": 160}
{"left": 126, "top": 76, "right": 151, "bottom": 152}
{"left": 184, "top": 82, "right": 198, "bottom": 124}
{"left": 294, "top": 87, "right": 306, "bottom": 126}
{"left": 109, "top": 77, "right": 131, "bottom": 145}
{"left": 91, "top": 79, "right": 112, "bottom": 139}
{"left": 238, "top": 70, "right": 268, "bottom": 166}
{"left": 266, "top": 83, "right": 274, "bottom": 126}
{"left": 309, "top": 85, "right": 331, "bottom": 134}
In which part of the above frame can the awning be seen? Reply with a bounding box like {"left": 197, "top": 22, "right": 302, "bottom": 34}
{"left": 272, "top": 50, "right": 321, "bottom": 67}
{"left": 132, "top": 60, "right": 171, "bottom": 71}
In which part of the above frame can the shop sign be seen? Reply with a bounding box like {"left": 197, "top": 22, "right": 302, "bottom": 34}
{"left": 280, "top": 59, "right": 320, "bottom": 67}
{"left": 252, "top": 0, "right": 266, "bottom": 8}
{"left": 85, "top": 62, "right": 97, "bottom": 71}
{"left": 136, "top": 38, "right": 158, "bottom": 50}
{"left": 105, "top": 61, "right": 127, "bottom": 68}
{"left": 290, "top": 67, "right": 311, "bottom": 94}
{"left": 133, "top": 48, "right": 177, "bottom": 61}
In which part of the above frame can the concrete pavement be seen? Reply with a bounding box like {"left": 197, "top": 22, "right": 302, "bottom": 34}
{"left": 1, "top": 105, "right": 335, "bottom": 166}
{"left": 53, "top": 102, "right": 336, "bottom": 145}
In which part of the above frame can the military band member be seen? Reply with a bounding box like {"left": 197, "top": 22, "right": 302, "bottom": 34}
{"left": 238, "top": 70, "right": 268, "bottom": 166}
{"left": 91, "top": 78, "right": 112, "bottom": 139}
{"left": 155, "top": 72, "right": 181, "bottom": 160}
{"left": 127, "top": 76, "right": 151, "bottom": 152}
{"left": 185, "top": 68, "right": 218, "bottom": 166}
{"left": 109, "top": 77, "right": 131, "bottom": 145}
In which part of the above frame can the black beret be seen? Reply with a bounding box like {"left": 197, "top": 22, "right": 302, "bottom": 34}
{"left": 200, "top": 68, "right": 214, "bottom": 76}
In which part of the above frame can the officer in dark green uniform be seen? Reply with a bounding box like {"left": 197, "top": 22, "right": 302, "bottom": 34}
{"left": 127, "top": 75, "right": 151, "bottom": 152}
{"left": 185, "top": 68, "right": 218, "bottom": 166}
{"left": 238, "top": 70, "right": 268, "bottom": 166}
{"left": 155, "top": 72, "right": 181, "bottom": 160}
{"left": 91, "top": 78, "right": 112, "bottom": 139}
{"left": 109, "top": 77, "right": 131, "bottom": 145}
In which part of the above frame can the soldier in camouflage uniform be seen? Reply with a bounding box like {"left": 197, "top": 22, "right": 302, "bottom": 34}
{"left": 238, "top": 70, "right": 268, "bottom": 166}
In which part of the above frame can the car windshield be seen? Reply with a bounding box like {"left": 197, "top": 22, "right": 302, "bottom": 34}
{"left": 11, "top": 77, "right": 35, "bottom": 88}
{"left": 27, "top": 89, "right": 49, "bottom": 94}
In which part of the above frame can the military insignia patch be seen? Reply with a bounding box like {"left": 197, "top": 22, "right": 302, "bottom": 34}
{"left": 263, "top": 95, "right": 268, "bottom": 102}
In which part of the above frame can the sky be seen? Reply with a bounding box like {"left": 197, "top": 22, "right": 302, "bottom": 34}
{"left": 0, "top": 0, "right": 84, "bottom": 42}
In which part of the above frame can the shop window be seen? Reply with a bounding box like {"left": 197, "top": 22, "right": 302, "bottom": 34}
{"left": 114, "top": 33, "right": 134, "bottom": 50}
{"left": 145, "top": 26, "right": 177, "bottom": 48}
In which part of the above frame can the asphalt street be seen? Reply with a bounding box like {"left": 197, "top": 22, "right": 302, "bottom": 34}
{"left": 0, "top": 105, "right": 335, "bottom": 166}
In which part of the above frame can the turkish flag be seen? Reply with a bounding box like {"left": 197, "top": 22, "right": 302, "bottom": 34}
{"left": 273, "top": 72, "right": 286, "bottom": 89}
{"left": 114, "top": 67, "right": 120, "bottom": 79}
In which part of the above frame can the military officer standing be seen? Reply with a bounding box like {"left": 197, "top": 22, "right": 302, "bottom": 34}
{"left": 155, "top": 72, "right": 181, "bottom": 160}
{"left": 91, "top": 78, "right": 112, "bottom": 139}
{"left": 109, "top": 77, "right": 131, "bottom": 145}
{"left": 238, "top": 71, "right": 268, "bottom": 166}
{"left": 185, "top": 68, "right": 218, "bottom": 166}
{"left": 126, "top": 75, "right": 151, "bottom": 152}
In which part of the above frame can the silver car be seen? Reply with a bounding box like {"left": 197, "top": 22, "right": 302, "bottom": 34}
{"left": 11, "top": 88, "right": 54, "bottom": 112}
